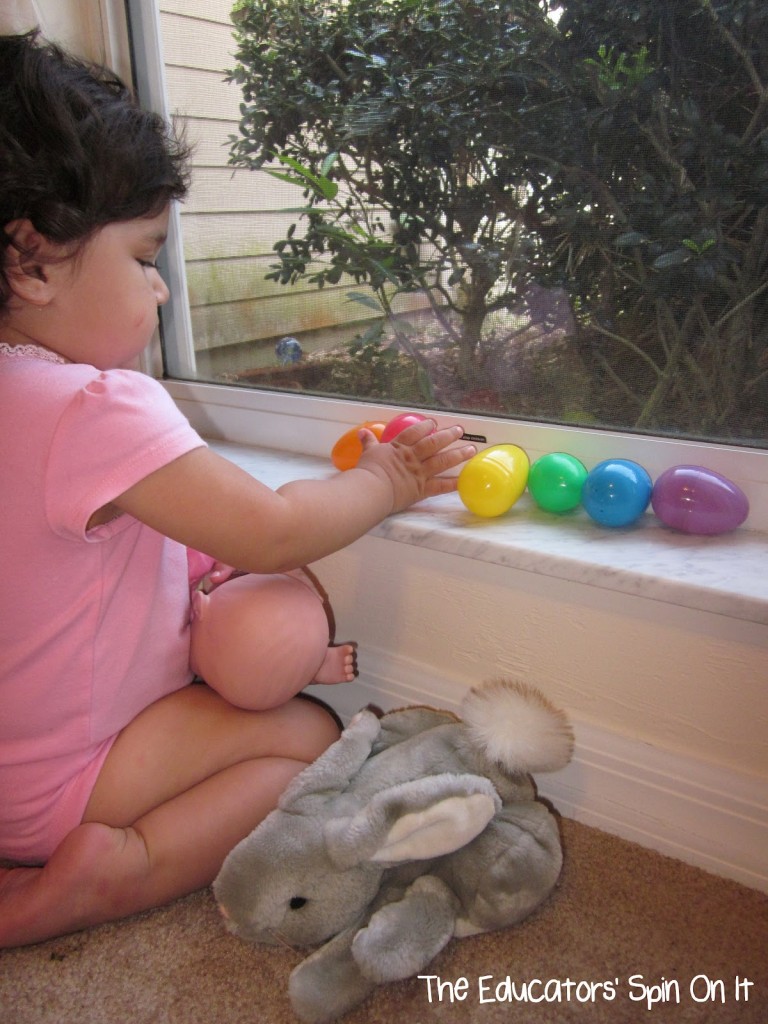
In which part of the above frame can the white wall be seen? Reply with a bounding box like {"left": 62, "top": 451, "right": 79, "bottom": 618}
{"left": 316, "top": 537, "right": 767, "bottom": 778}
{"left": 308, "top": 535, "right": 768, "bottom": 891}
{"left": 0, "top": 1, "right": 132, "bottom": 84}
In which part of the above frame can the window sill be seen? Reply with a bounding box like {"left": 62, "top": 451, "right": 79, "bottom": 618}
{"left": 210, "top": 439, "right": 768, "bottom": 627}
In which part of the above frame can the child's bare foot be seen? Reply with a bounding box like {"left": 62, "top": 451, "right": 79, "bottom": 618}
{"left": 0, "top": 821, "right": 150, "bottom": 948}
{"left": 313, "top": 642, "right": 357, "bottom": 684}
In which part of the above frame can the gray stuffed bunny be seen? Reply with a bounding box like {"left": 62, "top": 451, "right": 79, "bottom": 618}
{"left": 213, "top": 678, "right": 573, "bottom": 1023}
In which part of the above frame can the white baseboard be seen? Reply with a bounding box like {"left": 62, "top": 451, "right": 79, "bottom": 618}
{"left": 307, "top": 649, "right": 768, "bottom": 894}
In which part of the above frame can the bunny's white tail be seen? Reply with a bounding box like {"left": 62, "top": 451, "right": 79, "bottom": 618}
{"left": 461, "top": 679, "right": 574, "bottom": 774}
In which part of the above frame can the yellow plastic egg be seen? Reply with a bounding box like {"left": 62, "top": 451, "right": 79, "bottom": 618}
{"left": 458, "top": 444, "right": 530, "bottom": 517}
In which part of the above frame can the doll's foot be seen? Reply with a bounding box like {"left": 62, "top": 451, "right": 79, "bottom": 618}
{"left": 313, "top": 642, "right": 357, "bottom": 685}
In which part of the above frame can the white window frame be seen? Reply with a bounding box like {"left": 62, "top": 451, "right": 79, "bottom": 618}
{"left": 125, "top": 0, "right": 768, "bottom": 532}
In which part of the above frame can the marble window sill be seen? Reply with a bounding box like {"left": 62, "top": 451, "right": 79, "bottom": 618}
{"left": 210, "top": 440, "right": 768, "bottom": 627}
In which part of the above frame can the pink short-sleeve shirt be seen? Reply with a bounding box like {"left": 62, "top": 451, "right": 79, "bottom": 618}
{"left": 0, "top": 348, "right": 206, "bottom": 862}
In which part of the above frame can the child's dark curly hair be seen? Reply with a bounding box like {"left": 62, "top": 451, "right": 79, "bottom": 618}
{"left": 0, "top": 31, "right": 190, "bottom": 311}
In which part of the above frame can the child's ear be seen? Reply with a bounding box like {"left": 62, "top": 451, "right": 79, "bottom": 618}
{"left": 3, "top": 219, "right": 57, "bottom": 305}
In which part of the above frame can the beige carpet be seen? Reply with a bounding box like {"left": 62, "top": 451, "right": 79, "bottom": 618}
{"left": 1, "top": 818, "right": 766, "bottom": 1024}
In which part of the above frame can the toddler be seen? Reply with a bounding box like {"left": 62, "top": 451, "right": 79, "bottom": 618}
{"left": 0, "top": 32, "right": 475, "bottom": 947}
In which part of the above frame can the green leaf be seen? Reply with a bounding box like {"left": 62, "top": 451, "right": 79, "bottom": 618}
{"left": 267, "top": 169, "right": 311, "bottom": 188}
{"left": 321, "top": 151, "right": 340, "bottom": 177}
{"left": 316, "top": 178, "right": 339, "bottom": 201}
{"left": 270, "top": 152, "right": 339, "bottom": 200}
{"left": 652, "top": 250, "right": 689, "bottom": 269}
{"left": 615, "top": 231, "right": 647, "bottom": 248}
{"left": 346, "top": 291, "right": 383, "bottom": 311}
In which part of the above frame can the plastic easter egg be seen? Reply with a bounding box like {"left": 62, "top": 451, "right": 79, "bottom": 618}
{"left": 458, "top": 444, "right": 530, "bottom": 518}
{"left": 582, "top": 458, "right": 653, "bottom": 528}
{"left": 380, "top": 411, "right": 429, "bottom": 443}
{"left": 528, "top": 452, "right": 588, "bottom": 513}
{"left": 331, "top": 421, "right": 386, "bottom": 471}
{"left": 651, "top": 465, "right": 749, "bottom": 535}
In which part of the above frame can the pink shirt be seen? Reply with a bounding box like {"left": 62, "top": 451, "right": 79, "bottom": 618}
{"left": 0, "top": 348, "right": 205, "bottom": 861}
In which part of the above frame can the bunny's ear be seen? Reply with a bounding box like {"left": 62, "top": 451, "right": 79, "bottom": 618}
{"left": 325, "top": 774, "right": 500, "bottom": 868}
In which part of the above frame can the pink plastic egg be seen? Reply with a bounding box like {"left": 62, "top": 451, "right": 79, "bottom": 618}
{"left": 380, "top": 412, "right": 429, "bottom": 443}
{"left": 651, "top": 465, "right": 749, "bottom": 535}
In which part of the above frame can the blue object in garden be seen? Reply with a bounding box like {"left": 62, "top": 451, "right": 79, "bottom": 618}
{"left": 275, "top": 336, "right": 303, "bottom": 364}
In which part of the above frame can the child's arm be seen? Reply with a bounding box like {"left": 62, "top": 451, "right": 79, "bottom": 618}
{"left": 111, "top": 419, "right": 474, "bottom": 574}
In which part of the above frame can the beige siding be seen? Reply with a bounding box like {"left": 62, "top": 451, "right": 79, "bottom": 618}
{"left": 160, "top": 12, "right": 236, "bottom": 72}
{"left": 165, "top": 65, "right": 241, "bottom": 121}
{"left": 158, "top": 1, "right": 389, "bottom": 355}
{"left": 181, "top": 166, "right": 304, "bottom": 214}
{"left": 181, "top": 211, "right": 302, "bottom": 260}
{"left": 161, "top": 0, "right": 233, "bottom": 20}
{"left": 191, "top": 289, "right": 366, "bottom": 352}
{"left": 180, "top": 119, "right": 240, "bottom": 167}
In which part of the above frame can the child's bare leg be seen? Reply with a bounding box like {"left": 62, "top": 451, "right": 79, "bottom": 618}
{"left": 0, "top": 822, "right": 142, "bottom": 947}
{"left": 190, "top": 572, "right": 356, "bottom": 710}
{"left": 0, "top": 686, "right": 339, "bottom": 948}
{"left": 0, "top": 760, "right": 304, "bottom": 948}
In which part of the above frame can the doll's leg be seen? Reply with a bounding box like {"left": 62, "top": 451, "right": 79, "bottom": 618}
{"left": 189, "top": 572, "right": 356, "bottom": 711}
{"left": 282, "top": 568, "right": 357, "bottom": 684}
{"left": 0, "top": 686, "right": 339, "bottom": 947}
{"left": 313, "top": 642, "right": 357, "bottom": 685}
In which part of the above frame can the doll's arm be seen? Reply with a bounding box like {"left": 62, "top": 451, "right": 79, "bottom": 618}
{"left": 187, "top": 547, "right": 240, "bottom": 592}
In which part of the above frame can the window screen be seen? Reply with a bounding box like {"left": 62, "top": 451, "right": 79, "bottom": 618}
{"left": 136, "top": 0, "right": 768, "bottom": 449}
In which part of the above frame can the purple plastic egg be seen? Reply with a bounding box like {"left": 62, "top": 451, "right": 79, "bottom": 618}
{"left": 651, "top": 465, "right": 749, "bottom": 535}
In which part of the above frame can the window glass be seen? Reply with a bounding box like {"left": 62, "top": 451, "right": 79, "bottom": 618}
{"left": 136, "top": 0, "right": 767, "bottom": 450}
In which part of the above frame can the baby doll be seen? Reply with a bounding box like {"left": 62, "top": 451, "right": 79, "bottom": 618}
{"left": 187, "top": 551, "right": 355, "bottom": 711}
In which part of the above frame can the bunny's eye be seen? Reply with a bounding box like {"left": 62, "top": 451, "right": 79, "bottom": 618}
{"left": 289, "top": 896, "right": 307, "bottom": 910}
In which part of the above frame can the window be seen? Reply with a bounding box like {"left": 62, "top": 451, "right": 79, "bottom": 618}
{"left": 126, "top": 0, "right": 767, "bottom": 527}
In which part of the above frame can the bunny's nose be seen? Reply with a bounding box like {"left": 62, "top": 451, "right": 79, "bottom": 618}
{"left": 217, "top": 903, "right": 240, "bottom": 935}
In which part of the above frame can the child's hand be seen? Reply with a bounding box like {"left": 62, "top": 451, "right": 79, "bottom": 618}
{"left": 355, "top": 419, "right": 476, "bottom": 514}
{"left": 116, "top": 423, "right": 476, "bottom": 575}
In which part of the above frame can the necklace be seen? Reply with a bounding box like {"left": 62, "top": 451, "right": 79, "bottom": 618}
{"left": 0, "top": 341, "right": 69, "bottom": 365}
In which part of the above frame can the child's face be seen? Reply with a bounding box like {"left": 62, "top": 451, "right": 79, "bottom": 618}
{"left": 48, "top": 207, "right": 171, "bottom": 369}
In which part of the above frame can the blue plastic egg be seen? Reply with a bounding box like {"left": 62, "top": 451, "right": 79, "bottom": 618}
{"left": 651, "top": 465, "right": 749, "bottom": 535}
{"left": 582, "top": 459, "right": 653, "bottom": 528}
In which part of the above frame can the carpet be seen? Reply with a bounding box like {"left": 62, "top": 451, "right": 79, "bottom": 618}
{"left": 1, "top": 817, "right": 766, "bottom": 1024}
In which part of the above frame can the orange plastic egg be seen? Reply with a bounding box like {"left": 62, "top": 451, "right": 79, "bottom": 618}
{"left": 331, "top": 421, "right": 386, "bottom": 470}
